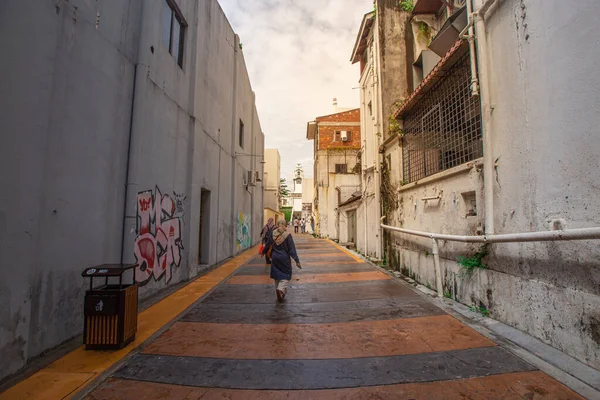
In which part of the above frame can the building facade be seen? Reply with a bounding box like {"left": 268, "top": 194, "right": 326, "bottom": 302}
{"left": 307, "top": 108, "right": 362, "bottom": 241}
{"left": 263, "top": 149, "right": 281, "bottom": 212}
{"left": 350, "top": 0, "right": 413, "bottom": 259}
{"left": 349, "top": 0, "right": 600, "bottom": 370}
{"left": 291, "top": 164, "right": 304, "bottom": 219}
{"left": 301, "top": 178, "right": 315, "bottom": 233}
{"left": 0, "top": 0, "right": 264, "bottom": 381}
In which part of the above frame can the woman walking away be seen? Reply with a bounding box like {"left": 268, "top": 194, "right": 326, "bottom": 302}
{"left": 261, "top": 218, "right": 275, "bottom": 264}
{"left": 262, "top": 220, "right": 301, "bottom": 302}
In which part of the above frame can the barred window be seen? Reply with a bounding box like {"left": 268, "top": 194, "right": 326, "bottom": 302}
{"left": 401, "top": 53, "right": 482, "bottom": 183}
{"left": 335, "top": 164, "right": 347, "bottom": 174}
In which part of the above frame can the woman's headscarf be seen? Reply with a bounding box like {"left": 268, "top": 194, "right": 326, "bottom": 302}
{"left": 261, "top": 218, "right": 275, "bottom": 237}
{"left": 272, "top": 219, "right": 289, "bottom": 246}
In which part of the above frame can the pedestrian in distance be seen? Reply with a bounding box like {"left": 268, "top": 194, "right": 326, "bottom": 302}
{"left": 260, "top": 217, "right": 275, "bottom": 264}
{"left": 293, "top": 217, "right": 299, "bottom": 234}
{"left": 301, "top": 218, "right": 306, "bottom": 233}
{"left": 261, "top": 219, "right": 301, "bottom": 302}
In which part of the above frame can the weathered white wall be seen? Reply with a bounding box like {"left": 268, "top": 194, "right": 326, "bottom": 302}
{"left": 481, "top": 0, "right": 600, "bottom": 367}
{"left": 356, "top": 26, "right": 382, "bottom": 259}
{"left": 390, "top": 0, "right": 600, "bottom": 369}
{"left": 263, "top": 149, "right": 281, "bottom": 211}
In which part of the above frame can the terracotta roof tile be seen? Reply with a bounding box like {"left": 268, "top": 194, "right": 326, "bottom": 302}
{"left": 394, "top": 39, "right": 468, "bottom": 119}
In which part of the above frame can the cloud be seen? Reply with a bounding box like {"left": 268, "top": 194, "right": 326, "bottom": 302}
{"left": 218, "top": 0, "right": 370, "bottom": 179}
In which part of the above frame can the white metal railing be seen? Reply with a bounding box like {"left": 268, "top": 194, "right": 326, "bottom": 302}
{"left": 381, "top": 224, "right": 600, "bottom": 297}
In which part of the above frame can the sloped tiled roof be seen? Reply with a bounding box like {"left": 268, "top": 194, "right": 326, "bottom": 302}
{"left": 394, "top": 39, "right": 469, "bottom": 118}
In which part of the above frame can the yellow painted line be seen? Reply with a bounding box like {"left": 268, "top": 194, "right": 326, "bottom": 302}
{"left": 0, "top": 246, "right": 258, "bottom": 400}
{"left": 328, "top": 240, "right": 363, "bottom": 263}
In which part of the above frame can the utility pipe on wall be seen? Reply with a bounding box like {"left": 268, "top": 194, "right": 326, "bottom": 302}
{"left": 464, "top": 0, "right": 480, "bottom": 97}
{"left": 381, "top": 223, "right": 600, "bottom": 296}
{"left": 431, "top": 239, "right": 443, "bottom": 298}
{"left": 470, "top": 0, "right": 501, "bottom": 235}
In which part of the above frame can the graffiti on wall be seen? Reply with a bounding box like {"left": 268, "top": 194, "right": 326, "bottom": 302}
{"left": 134, "top": 186, "right": 186, "bottom": 285}
{"left": 236, "top": 212, "right": 251, "bottom": 251}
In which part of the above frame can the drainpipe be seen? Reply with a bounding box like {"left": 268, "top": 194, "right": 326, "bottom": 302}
{"left": 472, "top": 0, "right": 497, "bottom": 235}
{"left": 120, "top": 64, "right": 138, "bottom": 264}
{"left": 230, "top": 35, "right": 239, "bottom": 255}
{"left": 250, "top": 97, "right": 255, "bottom": 245}
{"left": 335, "top": 187, "right": 341, "bottom": 241}
{"left": 464, "top": 0, "right": 480, "bottom": 97}
{"left": 374, "top": 24, "right": 384, "bottom": 260}
{"left": 363, "top": 141, "right": 368, "bottom": 254}
{"left": 432, "top": 238, "right": 443, "bottom": 297}
{"left": 120, "top": 0, "right": 148, "bottom": 264}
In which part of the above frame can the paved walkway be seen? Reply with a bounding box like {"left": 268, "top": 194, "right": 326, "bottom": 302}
{"left": 85, "top": 234, "right": 580, "bottom": 399}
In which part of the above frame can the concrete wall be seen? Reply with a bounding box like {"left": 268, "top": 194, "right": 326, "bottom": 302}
{"left": 0, "top": 0, "right": 141, "bottom": 380}
{"left": 479, "top": 0, "right": 600, "bottom": 367}
{"left": 0, "top": 0, "right": 264, "bottom": 382}
{"left": 263, "top": 149, "right": 281, "bottom": 211}
{"left": 355, "top": 25, "right": 381, "bottom": 259}
{"left": 387, "top": 0, "right": 600, "bottom": 369}
{"left": 375, "top": 0, "right": 413, "bottom": 139}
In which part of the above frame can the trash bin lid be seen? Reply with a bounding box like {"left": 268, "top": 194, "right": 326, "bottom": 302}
{"left": 82, "top": 264, "right": 136, "bottom": 278}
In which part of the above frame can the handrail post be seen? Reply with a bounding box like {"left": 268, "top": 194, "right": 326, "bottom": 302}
{"left": 432, "top": 238, "right": 443, "bottom": 298}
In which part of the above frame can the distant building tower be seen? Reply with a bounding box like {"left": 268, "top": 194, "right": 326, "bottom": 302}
{"left": 292, "top": 164, "right": 304, "bottom": 216}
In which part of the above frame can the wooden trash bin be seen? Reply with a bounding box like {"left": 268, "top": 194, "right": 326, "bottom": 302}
{"left": 81, "top": 264, "right": 138, "bottom": 350}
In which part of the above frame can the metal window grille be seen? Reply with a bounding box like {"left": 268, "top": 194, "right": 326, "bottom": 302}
{"left": 402, "top": 53, "right": 482, "bottom": 183}
{"left": 335, "top": 164, "right": 348, "bottom": 174}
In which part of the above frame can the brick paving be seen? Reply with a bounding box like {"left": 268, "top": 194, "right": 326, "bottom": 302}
{"left": 86, "top": 235, "right": 582, "bottom": 399}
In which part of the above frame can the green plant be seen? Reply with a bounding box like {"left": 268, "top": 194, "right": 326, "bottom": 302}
{"left": 388, "top": 116, "right": 402, "bottom": 135}
{"left": 399, "top": 0, "right": 414, "bottom": 12}
{"left": 457, "top": 244, "right": 489, "bottom": 278}
{"left": 469, "top": 306, "right": 489, "bottom": 317}
{"left": 425, "top": 250, "right": 430, "bottom": 257}
{"left": 425, "top": 283, "right": 432, "bottom": 290}
{"left": 417, "top": 22, "right": 432, "bottom": 45}
{"left": 279, "top": 178, "right": 290, "bottom": 197}
{"left": 380, "top": 156, "right": 399, "bottom": 217}
{"left": 444, "top": 290, "right": 452, "bottom": 299}
{"left": 400, "top": 179, "right": 408, "bottom": 186}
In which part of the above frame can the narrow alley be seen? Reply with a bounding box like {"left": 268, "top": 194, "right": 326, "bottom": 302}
{"left": 83, "top": 235, "right": 581, "bottom": 399}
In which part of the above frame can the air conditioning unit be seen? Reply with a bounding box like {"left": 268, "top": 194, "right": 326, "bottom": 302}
{"left": 341, "top": 131, "right": 349, "bottom": 142}
{"left": 247, "top": 170, "right": 257, "bottom": 186}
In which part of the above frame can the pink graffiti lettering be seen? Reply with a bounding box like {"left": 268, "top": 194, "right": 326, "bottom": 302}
{"left": 134, "top": 186, "right": 184, "bottom": 285}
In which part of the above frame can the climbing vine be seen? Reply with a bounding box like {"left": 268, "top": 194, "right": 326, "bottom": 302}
{"left": 399, "top": 0, "right": 414, "bottom": 12}
{"left": 381, "top": 157, "right": 399, "bottom": 217}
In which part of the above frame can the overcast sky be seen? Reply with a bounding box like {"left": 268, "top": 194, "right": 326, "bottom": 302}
{"left": 218, "top": 0, "right": 370, "bottom": 180}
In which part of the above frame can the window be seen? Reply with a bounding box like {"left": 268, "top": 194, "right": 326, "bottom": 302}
{"left": 335, "top": 164, "right": 347, "bottom": 174}
{"left": 162, "top": 0, "right": 185, "bottom": 68}
{"left": 402, "top": 53, "right": 482, "bottom": 183}
{"left": 239, "top": 120, "right": 244, "bottom": 148}
{"left": 334, "top": 131, "right": 352, "bottom": 142}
